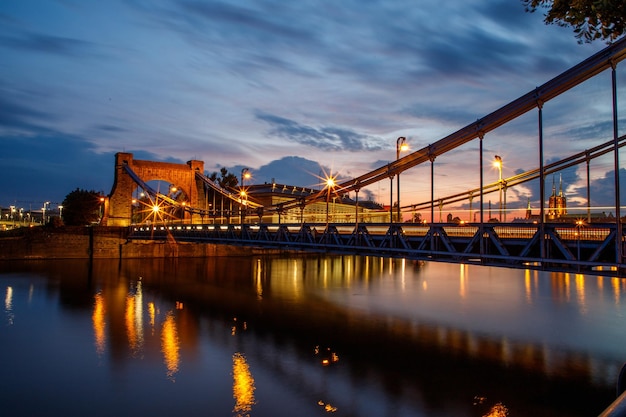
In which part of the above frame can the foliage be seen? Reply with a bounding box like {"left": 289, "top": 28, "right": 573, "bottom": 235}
{"left": 209, "top": 167, "right": 239, "bottom": 189}
{"left": 523, "top": 0, "right": 625, "bottom": 43}
{"left": 62, "top": 188, "right": 104, "bottom": 226}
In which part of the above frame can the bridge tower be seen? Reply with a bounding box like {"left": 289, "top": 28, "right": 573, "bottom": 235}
{"left": 105, "top": 152, "right": 205, "bottom": 226}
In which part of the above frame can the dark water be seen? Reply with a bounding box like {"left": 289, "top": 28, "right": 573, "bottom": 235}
{"left": 1, "top": 256, "right": 624, "bottom": 417}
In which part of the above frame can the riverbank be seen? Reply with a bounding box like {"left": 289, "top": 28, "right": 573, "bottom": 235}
{"left": 0, "top": 226, "right": 277, "bottom": 260}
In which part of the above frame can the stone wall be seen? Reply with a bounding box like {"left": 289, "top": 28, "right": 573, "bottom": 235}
{"left": 0, "top": 226, "right": 280, "bottom": 260}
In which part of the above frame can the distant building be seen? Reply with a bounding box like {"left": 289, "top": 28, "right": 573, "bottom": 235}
{"left": 518, "top": 175, "right": 614, "bottom": 224}
{"left": 547, "top": 174, "right": 567, "bottom": 220}
{"left": 525, "top": 198, "right": 533, "bottom": 220}
{"left": 246, "top": 182, "right": 393, "bottom": 223}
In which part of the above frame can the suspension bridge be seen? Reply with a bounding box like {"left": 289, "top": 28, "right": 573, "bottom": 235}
{"left": 104, "top": 37, "right": 626, "bottom": 276}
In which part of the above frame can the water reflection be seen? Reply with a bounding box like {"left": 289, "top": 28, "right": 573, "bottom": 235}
{"left": 88, "top": 269, "right": 184, "bottom": 381}
{"left": 124, "top": 257, "right": 624, "bottom": 390}
{"left": 92, "top": 292, "right": 106, "bottom": 356}
{"left": 161, "top": 311, "right": 180, "bottom": 381}
{"left": 1, "top": 256, "right": 625, "bottom": 417}
{"left": 249, "top": 255, "right": 626, "bottom": 407}
{"left": 5, "top": 285, "right": 13, "bottom": 325}
{"left": 232, "top": 352, "right": 256, "bottom": 416}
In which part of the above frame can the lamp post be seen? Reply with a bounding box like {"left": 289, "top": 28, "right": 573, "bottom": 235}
{"left": 396, "top": 137, "right": 408, "bottom": 223}
{"left": 42, "top": 201, "right": 50, "bottom": 224}
{"left": 99, "top": 197, "right": 105, "bottom": 223}
{"left": 241, "top": 168, "right": 251, "bottom": 185}
{"left": 494, "top": 155, "right": 502, "bottom": 222}
{"left": 240, "top": 168, "right": 250, "bottom": 224}
{"left": 576, "top": 219, "right": 583, "bottom": 270}
{"left": 325, "top": 176, "right": 336, "bottom": 228}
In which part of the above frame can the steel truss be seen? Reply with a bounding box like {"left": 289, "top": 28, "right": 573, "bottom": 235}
{"left": 129, "top": 222, "right": 624, "bottom": 275}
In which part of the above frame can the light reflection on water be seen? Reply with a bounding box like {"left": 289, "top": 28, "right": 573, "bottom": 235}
{"left": 92, "top": 292, "right": 106, "bottom": 356}
{"left": 4, "top": 285, "right": 13, "bottom": 325}
{"left": 161, "top": 311, "right": 180, "bottom": 381}
{"left": 232, "top": 352, "right": 256, "bottom": 416}
{"left": 0, "top": 256, "right": 625, "bottom": 417}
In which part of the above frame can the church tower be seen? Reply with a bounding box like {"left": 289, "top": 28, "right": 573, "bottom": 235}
{"left": 548, "top": 174, "right": 567, "bottom": 220}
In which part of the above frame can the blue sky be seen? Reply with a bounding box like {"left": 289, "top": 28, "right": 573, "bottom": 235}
{"left": 1, "top": 0, "right": 624, "bottom": 218}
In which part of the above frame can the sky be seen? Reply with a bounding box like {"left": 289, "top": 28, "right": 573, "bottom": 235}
{"left": 1, "top": 0, "right": 625, "bottom": 219}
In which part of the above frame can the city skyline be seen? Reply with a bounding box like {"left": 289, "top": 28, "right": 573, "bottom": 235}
{"left": 1, "top": 1, "right": 624, "bottom": 216}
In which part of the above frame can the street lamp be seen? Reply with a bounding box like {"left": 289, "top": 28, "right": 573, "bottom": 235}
{"left": 325, "top": 176, "right": 336, "bottom": 227}
{"left": 42, "top": 201, "right": 50, "bottom": 224}
{"left": 240, "top": 168, "right": 251, "bottom": 224}
{"left": 396, "top": 137, "right": 409, "bottom": 223}
{"left": 241, "top": 168, "right": 251, "bottom": 185}
{"left": 99, "top": 197, "right": 105, "bottom": 223}
{"left": 576, "top": 219, "right": 584, "bottom": 269}
{"left": 494, "top": 155, "right": 502, "bottom": 222}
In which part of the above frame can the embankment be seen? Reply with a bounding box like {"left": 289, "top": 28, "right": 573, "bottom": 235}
{"left": 0, "top": 226, "right": 277, "bottom": 260}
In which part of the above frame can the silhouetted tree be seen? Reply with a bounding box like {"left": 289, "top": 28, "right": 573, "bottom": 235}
{"left": 523, "top": 0, "right": 625, "bottom": 43}
{"left": 209, "top": 167, "right": 239, "bottom": 189}
{"left": 62, "top": 188, "right": 104, "bottom": 226}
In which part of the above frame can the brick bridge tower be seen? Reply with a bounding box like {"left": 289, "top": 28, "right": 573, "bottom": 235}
{"left": 105, "top": 152, "right": 205, "bottom": 226}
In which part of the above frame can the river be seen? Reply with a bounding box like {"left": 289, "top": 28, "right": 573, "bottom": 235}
{"left": 1, "top": 256, "right": 624, "bottom": 416}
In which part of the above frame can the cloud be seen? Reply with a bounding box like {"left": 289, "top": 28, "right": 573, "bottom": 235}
{"left": 92, "top": 124, "right": 129, "bottom": 133}
{"left": 0, "top": 95, "right": 56, "bottom": 131}
{"left": 587, "top": 169, "right": 626, "bottom": 210}
{"left": 0, "top": 32, "right": 96, "bottom": 57}
{"left": 0, "top": 131, "right": 113, "bottom": 205}
{"left": 256, "top": 112, "right": 386, "bottom": 152}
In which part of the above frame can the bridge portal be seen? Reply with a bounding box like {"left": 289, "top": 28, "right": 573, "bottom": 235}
{"left": 106, "top": 152, "right": 205, "bottom": 226}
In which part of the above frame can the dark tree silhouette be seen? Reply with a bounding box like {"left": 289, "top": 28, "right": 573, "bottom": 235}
{"left": 209, "top": 167, "right": 239, "bottom": 189}
{"left": 62, "top": 188, "right": 104, "bottom": 226}
{"left": 523, "top": 0, "right": 625, "bottom": 43}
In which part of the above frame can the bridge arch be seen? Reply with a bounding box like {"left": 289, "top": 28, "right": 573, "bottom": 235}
{"left": 106, "top": 152, "right": 205, "bottom": 226}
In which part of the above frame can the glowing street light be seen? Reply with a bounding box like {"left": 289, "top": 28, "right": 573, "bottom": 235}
{"left": 99, "top": 197, "right": 105, "bottom": 223}
{"left": 325, "top": 176, "right": 336, "bottom": 227}
{"left": 241, "top": 168, "right": 251, "bottom": 183}
{"left": 240, "top": 168, "right": 251, "bottom": 224}
{"left": 396, "top": 137, "right": 409, "bottom": 223}
{"left": 576, "top": 219, "right": 584, "bottom": 269}
{"left": 42, "top": 201, "right": 50, "bottom": 224}
{"left": 494, "top": 155, "right": 502, "bottom": 222}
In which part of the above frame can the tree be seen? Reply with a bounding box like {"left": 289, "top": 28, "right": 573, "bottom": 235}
{"left": 209, "top": 167, "right": 239, "bottom": 189}
{"left": 523, "top": 0, "right": 625, "bottom": 43}
{"left": 62, "top": 188, "right": 104, "bottom": 226}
